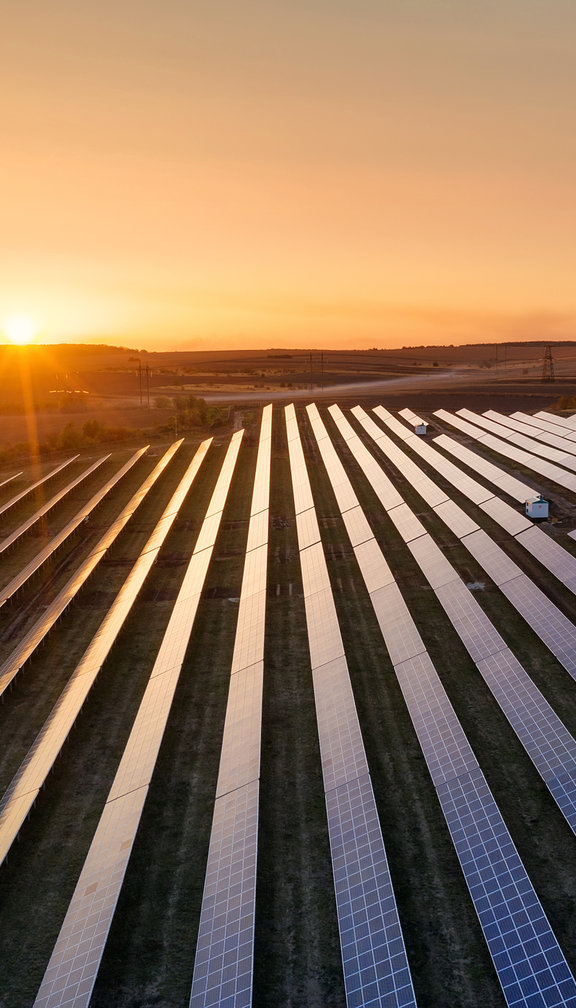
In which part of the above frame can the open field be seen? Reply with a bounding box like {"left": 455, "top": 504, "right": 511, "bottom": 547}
{"left": 2, "top": 397, "right": 576, "bottom": 1006}
{"left": 1, "top": 342, "right": 575, "bottom": 452}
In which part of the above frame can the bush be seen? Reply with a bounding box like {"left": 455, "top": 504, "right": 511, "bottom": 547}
{"left": 154, "top": 396, "right": 171, "bottom": 409}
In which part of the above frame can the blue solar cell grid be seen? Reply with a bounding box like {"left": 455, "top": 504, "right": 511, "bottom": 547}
{"left": 327, "top": 774, "right": 417, "bottom": 1008}
{"left": 438, "top": 766, "right": 576, "bottom": 1008}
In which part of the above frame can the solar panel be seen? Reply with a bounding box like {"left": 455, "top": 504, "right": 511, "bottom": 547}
{"left": 305, "top": 588, "right": 346, "bottom": 669}
{"left": 432, "top": 434, "right": 534, "bottom": 503}
{"left": 0, "top": 449, "right": 147, "bottom": 606}
{"left": 370, "top": 412, "right": 501, "bottom": 508}
{"left": 34, "top": 433, "right": 242, "bottom": 1007}
{"left": 0, "top": 455, "right": 79, "bottom": 519}
{"left": 512, "top": 411, "right": 576, "bottom": 439}
{"left": 349, "top": 405, "right": 576, "bottom": 687}
{"left": 353, "top": 537, "right": 395, "bottom": 592}
{"left": 300, "top": 541, "right": 332, "bottom": 598}
{"left": 326, "top": 774, "right": 417, "bottom": 1008}
{"left": 34, "top": 784, "right": 150, "bottom": 1008}
{"left": 515, "top": 526, "right": 576, "bottom": 591}
{"left": 407, "top": 534, "right": 460, "bottom": 590}
{"left": 388, "top": 502, "right": 427, "bottom": 543}
{"left": 190, "top": 780, "right": 260, "bottom": 1008}
{"left": 0, "top": 440, "right": 186, "bottom": 699}
{"left": 437, "top": 765, "right": 576, "bottom": 1008}
{"left": 245, "top": 506, "right": 269, "bottom": 553}
{"left": 461, "top": 410, "right": 576, "bottom": 473}
{"left": 230, "top": 590, "right": 267, "bottom": 674}
{"left": 485, "top": 410, "right": 576, "bottom": 458}
{"left": 328, "top": 406, "right": 404, "bottom": 510}
{"left": 536, "top": 410, "right": 576, "bottom": 433}
{"left": 478, "top": 497, "right": 532, "bottom": 536}
{"left": 189, "top": 406, "right": 271, "bottom": 1007}
{"left": 290, "top": 405, "right": 418, "bottom": 1008}
{"left": 475, "top": 432, "right": 576, "bottom": 494}
{"left": 432, "top": 408, "right": 491, "bottom": 441}
{"left": 459, "top": 529, "right": 522, "bottom": 587}
{"left": 394, "top": 652, "right": 479, "bottom": 786}
{"left": 435, "top": 579, "right": 507, "bottom": 662}
{"left": 405, "top": 535, "right": 576, "bottom": 838}
{"left": 399, "top": 407, "right": 425, "bottom": 427}
{"left": 312, "top": 655, "right": 370, "bottom": 791}
{"left": 432, "top": 499, "right": 480, "bottom": 539}
{"left": 370, "top": 582, "right": 427, "bottom": 666}
{"left": 307, "top": 404, "right": 576, "bottom": 1005}
{"left": 341, "top": 505, "right": 373, "bottom": 547}
{"left": 307, "top": 405, "right": 362, "bottom": 517}
{"left": 215, "top": 662, "right": 263, "bottom": 798}
{"left": 500, "top": 575, "right": 576, "bottom": 678}
{"left": 477, "top": 650, "right": 576, "bottom": 818}
{"left": 0, "top": 453, "right": 111, "bottom": 558}
{"left": 294, "top": 505, "right": 321, "bottom": 551}
{"left": 239, "top": 543, "right": 268, "bottom": 599}
{"left": 353, "top": 407, "right": 451, "bottom": 508}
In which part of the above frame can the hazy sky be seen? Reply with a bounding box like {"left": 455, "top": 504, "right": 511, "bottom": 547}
{"left": 2, "top": 1, "right": 576, "bottom": 349}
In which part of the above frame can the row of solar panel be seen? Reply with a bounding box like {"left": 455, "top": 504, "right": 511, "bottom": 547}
{"left": 371, "top": 409, "right": 576, "bottom": 596}
{"left": 0, "top": 442, "right": 189, "bottom": 699}
{"left": 353, "top": 407, "right": 576, "bottom": 680}
{"left": 0, "top": 439, "right": 205, "bottom": 864}
{"left": 434, "top": 408, "right": 576, "bottom": 494}
{"left": 189, "top": 405, "right": 272, "bottom": 1008}
{"left": 3, "top": 403, "right": 576, "bottom": 1007}
{"left": 337, "top": 409, "right": 576, "bottom": 834}
{"left": 287, "top": 403, "right": 418, "bottom": 1008}
{"left": 33, "top": 434, "right": 242, "bottom": 1008}
{"left": 322, "top": 404, "right": 576, "bottom": 1008}
{"left": 0, "top": 455, "right": 78, "bottom": 520}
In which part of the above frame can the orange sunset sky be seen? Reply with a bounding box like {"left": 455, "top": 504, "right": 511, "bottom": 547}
{"left": 2, "top": 1, "right": 576, "bottom": 350}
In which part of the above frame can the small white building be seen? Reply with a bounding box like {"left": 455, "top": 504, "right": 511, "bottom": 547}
{"left": 525, "top": 495, "right": 549, "bottom": 520}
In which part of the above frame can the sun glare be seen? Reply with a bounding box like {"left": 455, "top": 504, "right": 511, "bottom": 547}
{"left": 3, "top": 315, "right": 37, "bottom": 346}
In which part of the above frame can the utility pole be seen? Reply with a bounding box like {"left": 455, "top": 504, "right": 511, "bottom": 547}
{"left": 145, "top": 363, "right": 150, "bottom": 407}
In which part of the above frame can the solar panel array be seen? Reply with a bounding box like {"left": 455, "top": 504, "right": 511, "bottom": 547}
{"left": 535, "top": 411, "right": 576, "bottom": 434}
{"left": 0, "top": 448, "right": 150, "bottom": 608}
{"left": 3, "top": 403, "right": 576, "bottom": 1005}
{"left": 457, "top": 409, "right": 576, "bottom": 485}
{"left": 351, "top": 407, "right": 576, "bottom": 679}
{"left": 421, "top": 431, "right": 533, "bottom": 504}
{"left": 33, "top": 432, "right": 243, "bottom": 1008}
{"left": 286, "top": 403, "right": 418, "bottom": 1008}
{"left": 484, "top": 410, "right": 576, "bottom": 460}
{"left": 323, "top": 404, "right": 576, "bottom": 1007}
{"left": 433, "top": 409, "right": 576, "bottom": 494}
{"left": 0, "top": 439, "right": 209, "bottom": 868}
{"left": 0, "top": 455, "right": 78, "bottom": 519}
{"left": 330, "top": 415, "right": 576, "bottom": 834}
{"left": 511, "top": 411, "right": 576, "bottom": 441}
{"left": 189, "top": 404, "right": 272, "bottom": 1008}
{"left": 0, "top": 453, "right": 111, "bottom": 558}
{"left": 0, "top": 439, "right": 184, "bottom": 698}
{"left": 370, "top": 410, "right": 576, "bottom": 597}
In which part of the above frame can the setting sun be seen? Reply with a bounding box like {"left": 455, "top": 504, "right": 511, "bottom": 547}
{"left": 3, "top": 314, "right": 37, "bottom": 346}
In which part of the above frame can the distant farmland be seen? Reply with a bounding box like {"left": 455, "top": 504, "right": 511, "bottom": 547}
{"left": 2, "top": 402, "right": 576, "bottom": 1008}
